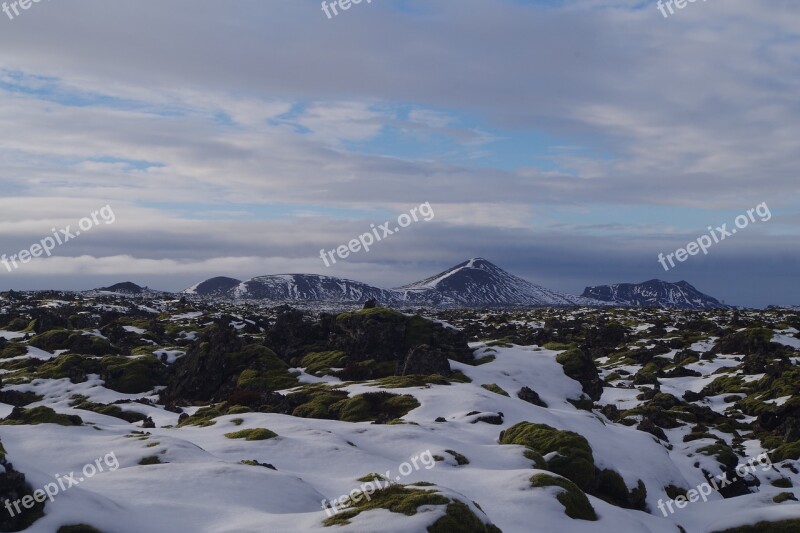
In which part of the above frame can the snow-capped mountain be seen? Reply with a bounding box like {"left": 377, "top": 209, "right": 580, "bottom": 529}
{"left": 184, "top": 276, "right": 242, "bottom": 297}
{"left": 225, "top": 274, "right": 398, "bottom": 303}
{"left": 396, "top": 258, "right": 604, "bottom": 307}
{"left": 581, "top": 279, "right": 729, "bottom": 310}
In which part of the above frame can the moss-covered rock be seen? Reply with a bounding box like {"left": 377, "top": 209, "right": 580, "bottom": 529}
{"left": 301, "top": 351, "right": 348, "bottom": 376}
{"left": 69, "top": 396, "right": 148, "bottom": 423}
{"left": 177, "top": 406, "right": 226, "bottom": 427}
{"left": 99, "top": 355, "right": 166, "bottom": 394}
{"left": 555, "top": 347, "right": 603, "bottom": 401}
{"left": 322, "top": 485, "right": 449, "bottom": 527}
{"left": 0, "top": 406, "right": 82, "bottom": 426}
{"left": 444, "top": 449, "right": 470, "bottom": 466}
{"left": 530, "top": 474, "right": 597, "bottom": 521}
{"left": 773, "top": 492, "right": 797, "bottom": 503}
{"left": 481, "top": 383, "right": 509, "bottom": 397}
{"left": 499, "top": 422, "right": 596, "bottom": 491}
{"left": 427, "top": 500, "right": 503, "bottom": 533}
{"left": 224, "top": 428, "right": 278, "bottom": 441}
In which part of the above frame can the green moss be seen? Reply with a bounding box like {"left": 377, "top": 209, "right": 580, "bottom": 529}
{"left": 138, "top": 455, "right": 162, "bottom": 465}
{"left": 36, "top": 353, "right": 101, "bottom": 381}
{"left": 772, "top": 442, "right": 800, "bottom": 462}
{"left": 543, "top": 342, "right": 576, "bottom": 351}
{"left": 449, "top": 370, "right": 472, "bottom": 383}
{"left": 500, "top": 422, "right": 596, "bottom": 491}
{"left": 486, "top": 338, "right": 514, "bottom": 348}
{"left": 99, "top": 355, "right": 165, "bottom": 394}
{"left": 69, "top": 396, "right": 147, "bottom": 423}
{"left": 357, "top": 473, "right": 389, "bottom": 483}
{"left": 711, "top": 519, "right": 800, "bottom": 533}
{"left": 230, "top": 345, "right": 299, "bottom": 391}
{"left": 224, "top": 428, "right": 278, "bottom": 441}
{"left": 427, "top": 500, "right": 503, "bottom": 533}
{"left": 333, "top": 392, "right": 420, "bottom": 423}
{"left": 236, "top": 369, "right": 270, "bottom": 390}
{"left": 771, "top": 478, "right": 793, "bottom": 488}
{"left": 773, "top": 492, "right": 797, "bottom": 504}
{"left": 530, "top": 474, "right": 597, "bottom": 521}
{"left": 481, "top": 383, "right": 510, "bottom": 397}
{"left": 301, "top": 351, "right": 349, "bottom": 376}
{"left": 697, "top": 443, "right": 739, "bottom": 470}
{"left": 444, "top": 449, "right": 470, "bottom": 465}
{"left": 290, "top": 388, "right": 349, "bottom": 419}
{"left": 375, "top": 374, "right": 450, "bottom": 389}
{"left": 322, "top": 485, "right": 449, "bottom": 527}
{"left": 0, "top": 406, "right": 82, "bottom": 426}
{"left": 226, "top": 405, "right": 252, "bottom": 415}
{"left": 177, "top": 406, "right": 224, "bottom": 427}
{"left": 0, "top": 342, "right": 28, "bottom": 359}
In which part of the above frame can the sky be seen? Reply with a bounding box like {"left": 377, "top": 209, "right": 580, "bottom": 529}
{"left": 0, "top": 0, "right": 797, "bottom": 308}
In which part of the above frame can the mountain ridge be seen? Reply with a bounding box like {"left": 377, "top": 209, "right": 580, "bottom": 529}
{"left": 581, "top": 279, "right": 729, "bottom": 310}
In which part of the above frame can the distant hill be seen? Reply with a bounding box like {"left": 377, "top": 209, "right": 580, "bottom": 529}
{"left": 186, "top": 273, "right": 398, "bottom": 304}
{"left": 184, "top": 276, "right": 242, "bottom": 297}
{"left": 97, "top": 282, "right": 147, "bottom": 295}
{"left": 581, "top": 279, "right": 729, "bottom": 310}
{"left": 185, "top": 258, "right": 606, "bottom": 307}
{"left": 396, "top": 258, "right": 602, "bottom": 307}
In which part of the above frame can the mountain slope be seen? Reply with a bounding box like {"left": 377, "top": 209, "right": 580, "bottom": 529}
{"left": 581, "top": 279, "right": 728, "bottom": 310}
{"left": 230, "top": 274, "right": 398, "bottom": 303}
{"left": 184, "top": 276, "right": 242, "bottom": 297}
{"left": 396, "top": 258, "right": 603, "bottom": 307}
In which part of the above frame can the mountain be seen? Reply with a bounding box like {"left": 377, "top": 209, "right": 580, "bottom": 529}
{"left": 581, "top": 279, "right": 729, "bottom": 310}
{"left": 220, "top": 274, "right": 398, "bottom": 303}
{"left": 396, "top": 258, "right": 603, "bottom": 307}
{"left": 96, "top": 282, "right": 148, "bottom": 295}
{"left": 184, "top": 276, "right": 242, "bottom": 297}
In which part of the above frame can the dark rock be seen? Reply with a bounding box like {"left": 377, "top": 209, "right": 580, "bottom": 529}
{"left": 637, "top": 418, "right": 668, "bottom": 441}
{"left": 470, "top": 412, "right": 504, "bottom": 425}
{"left": 401, "top": 345, "right": 451, "bottom": 376}
{"left": 517, "top": 386, "right": 548, "bottom": 408}
{"left": 0, "top": 451, "right": 45, "bottom": 531}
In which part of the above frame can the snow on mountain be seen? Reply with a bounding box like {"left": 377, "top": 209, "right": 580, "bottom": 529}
{"left": 230, "top": 274, "right": 399, "bottom": 303}
{"left": 581, "top": 279, "right": 729, "bottom": 310}
{"left": 184, "top": 276, "right": 242, "bottom": 297}
{"left": 396, "top": 258, "right": 605, "bottom": 307}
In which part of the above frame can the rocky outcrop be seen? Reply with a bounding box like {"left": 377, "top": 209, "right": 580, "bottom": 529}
{"left": 401, "top": 345, "right": 451, "bottom": 376}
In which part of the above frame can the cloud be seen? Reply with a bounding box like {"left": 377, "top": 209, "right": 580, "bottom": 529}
{"left": 0, "top": 0, "right": 797, "bottom": 306}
